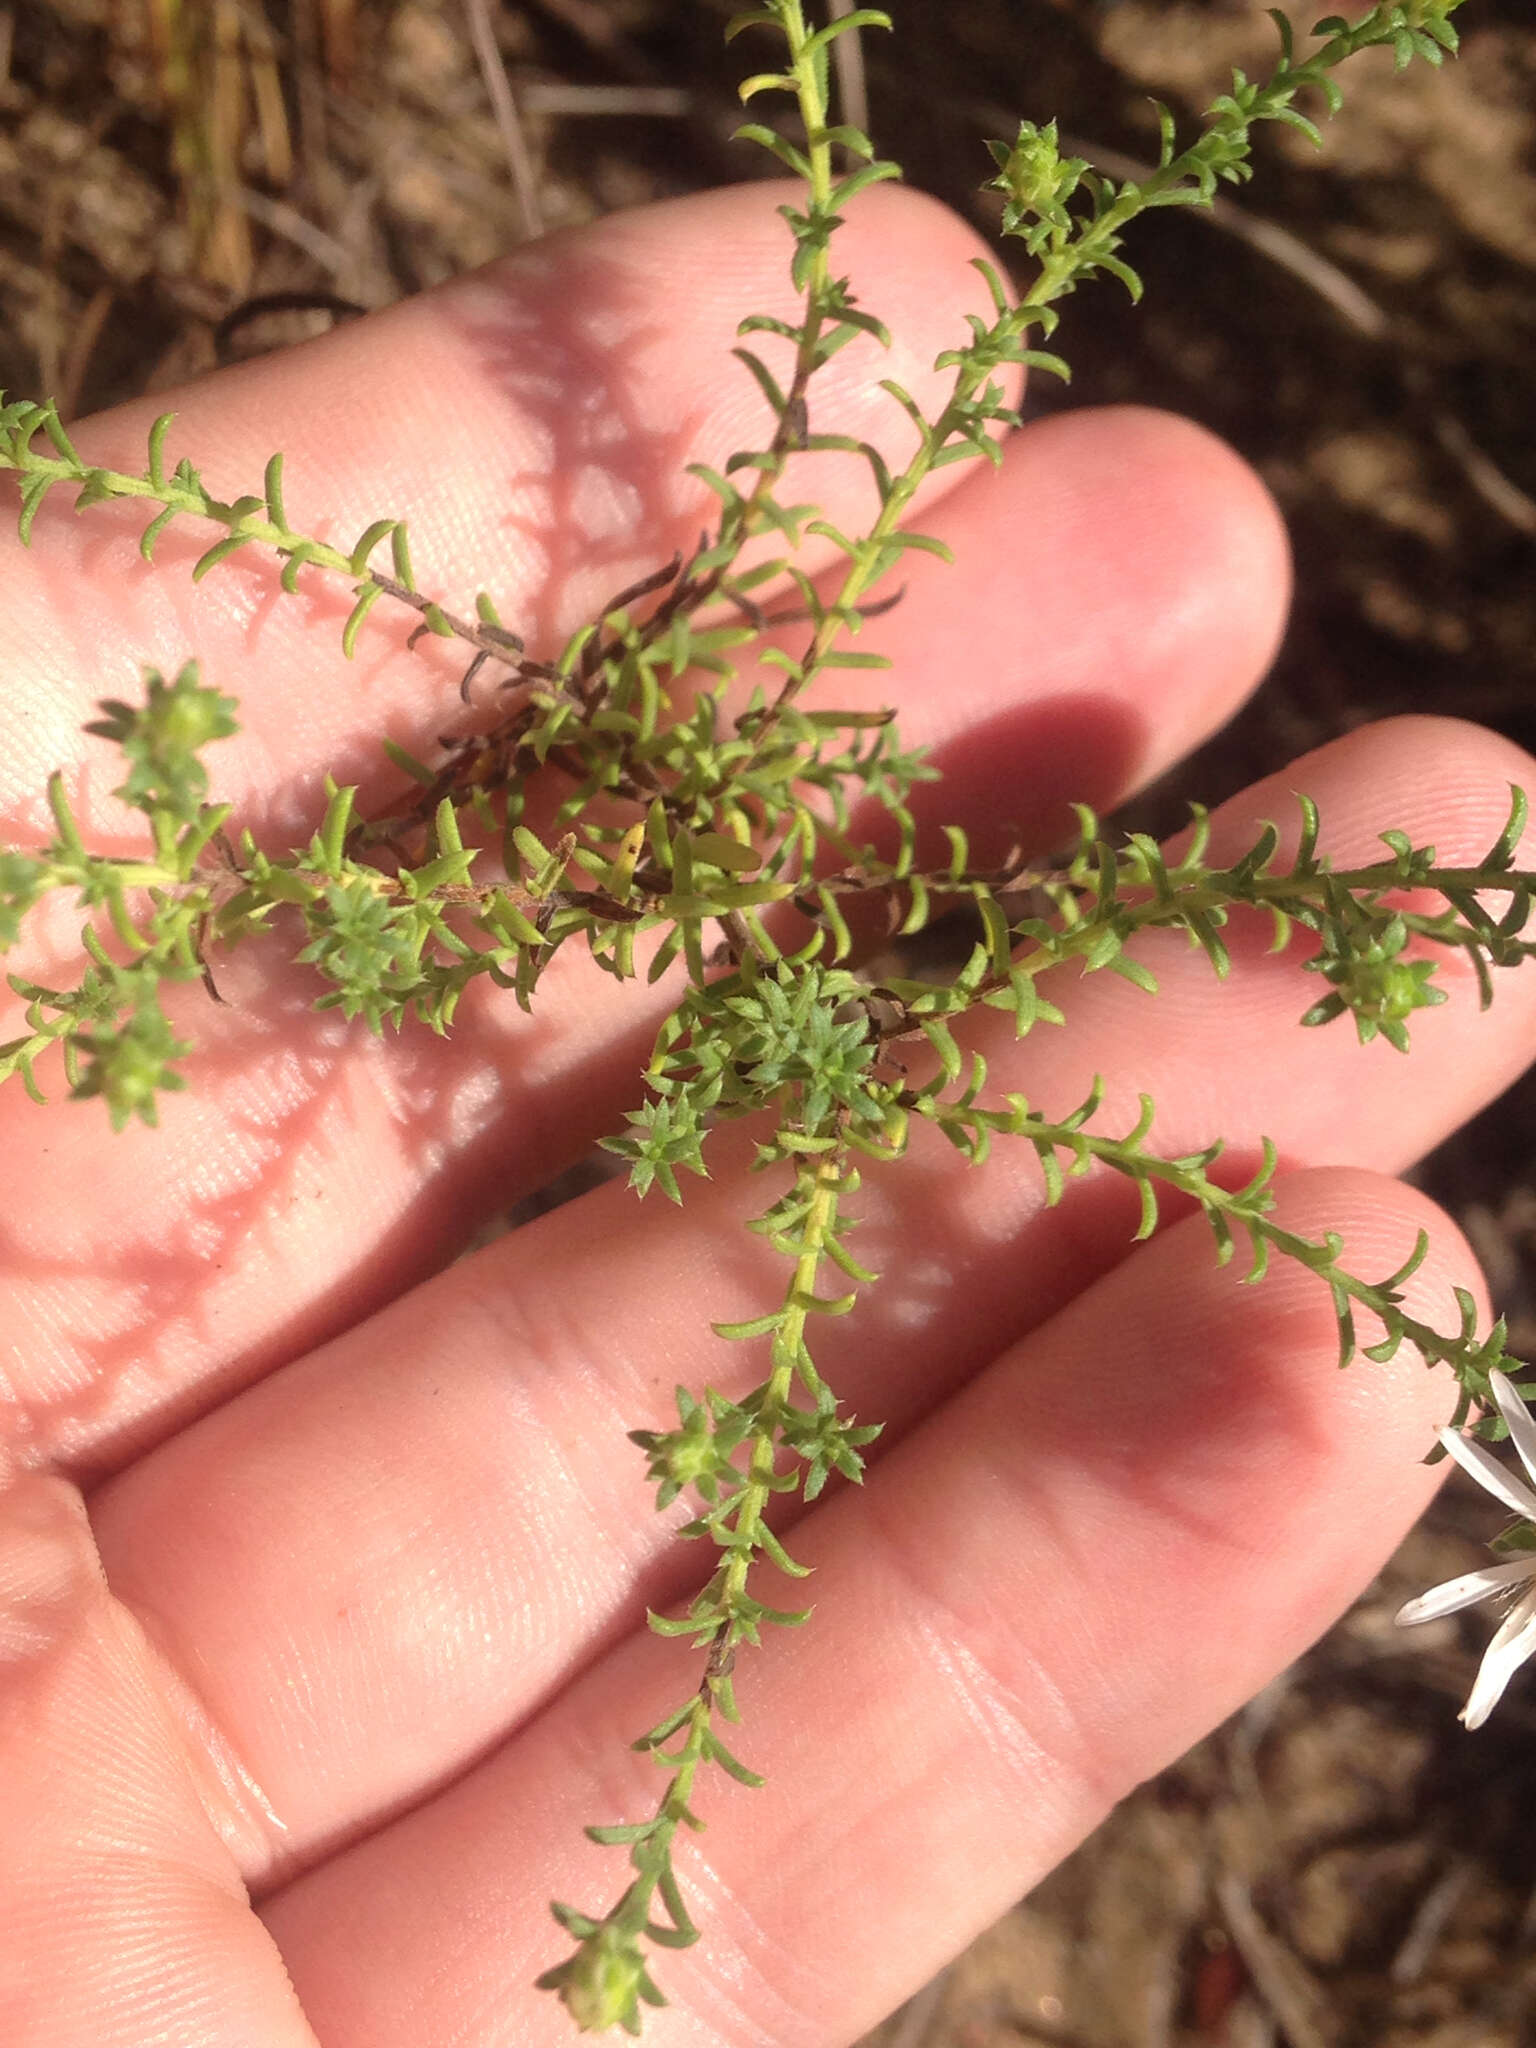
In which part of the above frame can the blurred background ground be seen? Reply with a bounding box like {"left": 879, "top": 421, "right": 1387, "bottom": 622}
{"left": 1, "top": 3, "right": 1534, "bottom": 2044}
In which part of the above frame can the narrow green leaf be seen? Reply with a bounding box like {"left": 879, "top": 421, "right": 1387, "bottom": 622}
{"left": 381, "top": 738, "right": 437, "bottom": 785}
{"left": 655, "top": 1865, "right": 700, "bottom": 1944}
{"left": 342, "top": 580, "right": 385, "bottom": 657}
{"left": 40, "top": 404, "right": 79, "bottom": 462}
{"left": 279, "top": 540, "right": 324, "bottom": 592}
{"left": 703, "top": 1731, "right": 766, "bottom": 1787}
{"left": 731, "top": 347, "right": 788, "bottom": 417}
{"left": 263, "top": 451, "right": 287, "bottom": 530}
{"left": 146, "top": 411, "right": 174, "bottom": 490}
{"left": 1483, "top": 787, "right": 1529, "bottom": 872}
{"left": 191, "top": 532, "right": 256, "bottom": 581}
{"left": 713, "top": 1312, "right": 782, "bottom": 1341}
{"left": 391, "top": 521, "right": 415, "bottom": 590}
{"left": 347, "top": 519, "right": 397, "bottom": 576}
{"left": 584, "top": 1821, "right": 659, "bottom": 1847}
{"left": 17, "top": 472, "right": 55, "bottom": 543}
{"left": 802, "top": 9, "right": 891, "bottom": 59}
{"left": 139, "top": 503, "right": 177, "bottom": 562}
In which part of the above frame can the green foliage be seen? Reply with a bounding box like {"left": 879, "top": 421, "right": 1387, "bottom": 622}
{"left": 70, "top": 985, "right": 192, "bottom": 1132}
{"left": 0, "top": 0, "right": 1521, "bottom": 2033}
{"left": 84, "top": 664, "right": 239, "bottom": 820}
{"left": 983, "top": 0, "right": 1467, "bottom": 317}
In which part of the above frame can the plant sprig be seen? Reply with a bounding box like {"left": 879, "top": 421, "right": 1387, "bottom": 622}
{"left": 539, "top": 1141, "right": 879, "bottom": 2034}
{"left": 0, "top": 0, "right": 1523, "bottom": 2035}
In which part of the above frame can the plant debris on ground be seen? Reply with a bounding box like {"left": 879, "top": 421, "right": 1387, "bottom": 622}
{"left": 2, "top": 3, "right": 1534, "bottom": 2042}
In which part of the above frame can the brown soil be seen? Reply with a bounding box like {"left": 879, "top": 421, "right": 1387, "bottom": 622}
{"left": 3, "top": 5, "right": 1534, "bottom": 2045}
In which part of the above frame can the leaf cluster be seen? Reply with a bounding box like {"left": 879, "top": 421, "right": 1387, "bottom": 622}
{"left": 982, "top": 2, "right": 1467, "bottom": 324}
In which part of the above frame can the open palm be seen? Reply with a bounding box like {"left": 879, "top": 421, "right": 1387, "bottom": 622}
{"left": 3, "top": 181, "right": 1532, "bottom": 2048}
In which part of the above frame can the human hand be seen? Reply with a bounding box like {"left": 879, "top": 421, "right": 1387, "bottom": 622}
{"left": 3, "top": 181, "right": 1532, "bottom": 2047}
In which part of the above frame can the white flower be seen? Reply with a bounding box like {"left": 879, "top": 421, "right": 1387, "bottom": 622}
{"left": 1395, "top": 1369, "right": 1536, "bottom": 1729}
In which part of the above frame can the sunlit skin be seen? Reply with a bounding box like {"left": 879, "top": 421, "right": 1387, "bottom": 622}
{"left": 2, "top": 179, "right": 1533, "bottom": 2047}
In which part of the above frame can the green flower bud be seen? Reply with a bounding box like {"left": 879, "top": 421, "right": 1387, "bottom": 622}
{"left": 551, "top": 1925, "right": 656, "bottom": 2036}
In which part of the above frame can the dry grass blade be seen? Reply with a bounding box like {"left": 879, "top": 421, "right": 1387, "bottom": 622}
{"left": 140, "top": 0, "right": 262, "bottom": 292}
{"left": 462, "top": 0, "right": 543, "bottom": 241}
{"left": 520, "top": 82, "right": 689, "bottom": 116}
{"left": 1216, "top": 1871, "right": 1339, "bottom": 2048}
{"left": 319, "top": 0, "right": 356, "bottom": 81}
{"left": 55, "top": 283, "right": 115, "bottom": 420}
{"left": 828, "top": 0, "right": 869, "bottom": 141}
{"left": 241, "top": 1, "right": 294, "bottom": 188}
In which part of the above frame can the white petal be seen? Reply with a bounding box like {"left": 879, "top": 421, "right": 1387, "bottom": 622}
{"left": 1437, "top": 1424, "right": 1536, "bottom": 1523}
{"left": 1462, "top": 1587, "right": 1536, "bottom": 1728}
{"left": 1490, "top": 1371, "right": 1536, "bottom": 1497}
{"left": 1395, "top": 1554, "right": 1536, "bottom": 1626}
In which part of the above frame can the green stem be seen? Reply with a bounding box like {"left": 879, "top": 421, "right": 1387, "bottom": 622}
{"left": 761, "top": 2, "right": 1470, "bottom": 732}
{"left": 567, "top": 1150, "right": 845, "bottom": 1979}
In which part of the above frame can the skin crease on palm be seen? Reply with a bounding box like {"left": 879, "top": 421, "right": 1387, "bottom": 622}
{"left": 2, "top": 175, "right": 1534, "bottom": 2048}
